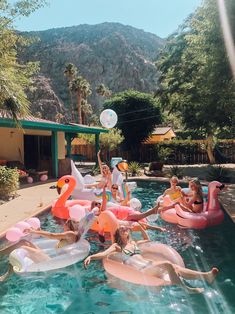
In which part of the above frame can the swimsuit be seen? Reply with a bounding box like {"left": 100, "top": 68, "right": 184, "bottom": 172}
{"left": 56, "top": 239, "right": 70, "bottom": 249}
{"left": 122, "top": 243, "right": 141, "bottom": 257}
{"left": 194, "top": 200, "right": 203, "bottom": 205}
{"left": 169, "top": 190, "right": 182, "bottom": 200}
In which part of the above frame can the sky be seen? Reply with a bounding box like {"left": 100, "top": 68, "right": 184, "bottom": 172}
{"left": 13, "top": 0, "right": 202, "bottom": 38}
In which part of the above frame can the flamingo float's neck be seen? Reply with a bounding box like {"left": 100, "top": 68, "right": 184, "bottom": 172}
{"left": 207, "top": 188, "right": 220, "bottom": 212}
{"left": 55, "top": 180, "right": 76, "bottom": 208}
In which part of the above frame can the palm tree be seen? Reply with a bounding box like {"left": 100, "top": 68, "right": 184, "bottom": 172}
{"left": 96, "top": 83, "right": 112, "bottom": 97}
{"left": 81, "top": 99, "right": 93, "bottom": 125}
{"left": 64, "top": 63, "right": 77, "bottom": 122}
{"left": 70, "top": 76, "right": 91, "bottom": 124}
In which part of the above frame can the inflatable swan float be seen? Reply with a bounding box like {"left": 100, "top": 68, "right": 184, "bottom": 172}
{"left": 71, "top": 160, "right": 137, "bottom": 201}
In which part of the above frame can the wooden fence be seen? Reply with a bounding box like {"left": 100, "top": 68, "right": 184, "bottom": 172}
{"left": 72, "top": 142, "right": 235, "bottom": 164}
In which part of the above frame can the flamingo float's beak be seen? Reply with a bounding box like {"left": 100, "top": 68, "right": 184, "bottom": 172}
{"left": 56, "top": 181, "right": 64, "bottom": 194}
{"left": 216, "top": 184, "right": 225, "bottom": 190}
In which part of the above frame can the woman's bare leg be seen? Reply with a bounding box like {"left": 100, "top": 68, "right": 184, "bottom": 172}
{"left": 173, "top": 264, "right": 219, "bottom": 284}
{"left": 21, "top": 245, "right": 50, "bottom": 262}
{"left": 127, "top": 205, "right": 159, "bottom": 221}
{"left": 148, "top": 261, "right": 204, "bottom": 293}
{"left": 0, "top": 265, "right": 13, "bottom": 282}
{"left": 0, "top": 240, "right": 39, "bottom": 256}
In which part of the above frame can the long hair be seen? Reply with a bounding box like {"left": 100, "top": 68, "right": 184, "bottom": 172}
{"left": 192, "top": 179, "right": 203, "bottom": 200}
{"left": 114, "top": 228, "right": 130, "bottom": 247}
{"left": 65, "top": 219, "right": 80, "bottom": 242}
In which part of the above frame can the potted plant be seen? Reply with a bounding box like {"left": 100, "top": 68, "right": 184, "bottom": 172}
{"left": 154, "top": 146, "right": 173, "bottom": 171}
{"left": 128, "top": 161, "right": 142, "bottom": 177}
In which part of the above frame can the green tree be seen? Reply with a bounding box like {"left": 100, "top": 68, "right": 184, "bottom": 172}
{"left": 156, "top": 0, "right": 235, "bottom": 163}
{"left": 103, "top": 90, "right": 162, "bottom": 159}
{"left": 0, "top": 0, "right": 46, "bottom": 120}
{"left": 78, "top": 128, "right": 124, "bottom": 161}
{"left": 70, "top": 76, "right": 92, "bottom": 124}
{"left": 64, "top": 63, "right": 77, "bottom": 122}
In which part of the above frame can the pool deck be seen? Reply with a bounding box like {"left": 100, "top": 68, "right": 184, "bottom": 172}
{"left": 0, "top": 180, "right": 57, "bottom": 238}
{"left": 0, "top": 175, "right": 235, "bottom": 238}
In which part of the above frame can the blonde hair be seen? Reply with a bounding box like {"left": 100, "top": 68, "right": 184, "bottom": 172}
{"left": 191, "top": 179, "right": 203, "bottom": 199}
{"left": 170, "top": 176, "right": 179, "bottom": 183}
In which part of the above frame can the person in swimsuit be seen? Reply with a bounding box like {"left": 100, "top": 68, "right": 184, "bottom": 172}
{"left": 125, "top": 176, "right": 186, "bottom": 222}
{"left": 0, "top": 220, "right": 81, "bottom": 281}
{"left": 176, "top": 179, "right": 204, "bottom": 213}
{"left": 90, "top": 186, "right": 166, "bottom": 241}
{"left": 84, "top": 225, "right": 219, "bottom": 293}
{"left": 162, "top": 176, "right": 187, "bottom": 200}
{"left": 85, "top": 150, "right": 112, "bottom": 190}
{"left": 110, "top": 183, "right": 130, "bottom": 206}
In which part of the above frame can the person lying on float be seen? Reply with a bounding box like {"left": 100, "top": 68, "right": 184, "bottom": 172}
{"left": 90, "top": 186, "right": 166, "bottom": 234}
{"left": 84, "top": 225, "right": 218, "bottom": 293}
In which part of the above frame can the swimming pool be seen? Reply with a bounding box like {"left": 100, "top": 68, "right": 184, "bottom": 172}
{"left": 0, "top": 180, "right": 235, "bottom": 314}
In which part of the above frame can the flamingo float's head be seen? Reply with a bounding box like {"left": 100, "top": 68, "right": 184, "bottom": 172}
{"left": 56, "top": 175, "right": 76, "bottom": 194}
{"left": 208, "top": 181, "right": 225, "bottom": 195}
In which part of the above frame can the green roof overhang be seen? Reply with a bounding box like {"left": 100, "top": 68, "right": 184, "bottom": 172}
{"left": 0, "top": 118, "right": 108, "bottom": 135}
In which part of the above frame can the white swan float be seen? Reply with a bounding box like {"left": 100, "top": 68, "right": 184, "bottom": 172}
{"left": 71, "top": 160, "right": 137, "bottom": 201}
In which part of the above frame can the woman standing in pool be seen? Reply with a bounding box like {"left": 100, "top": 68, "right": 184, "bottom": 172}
{"left": 84, "top": 225, "right": 218, "bottom": 293}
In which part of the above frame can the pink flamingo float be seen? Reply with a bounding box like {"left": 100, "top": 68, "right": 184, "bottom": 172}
{"left": 51, "top": 175, "right": 91, "bottom": 219}
{"left": 160, "top": 181, "right": 225, "bottom": 229}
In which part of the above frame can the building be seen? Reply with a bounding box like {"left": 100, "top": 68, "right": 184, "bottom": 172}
{"left": 0, "top": 112, "right": 108, "bottom": 178}
{"left": 144, "top": 127, "right": 176, "bottom": 144}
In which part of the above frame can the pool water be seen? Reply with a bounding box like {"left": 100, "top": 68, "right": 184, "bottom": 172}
{"left": 1, "top": 180, "right": 235, "bottom": 314}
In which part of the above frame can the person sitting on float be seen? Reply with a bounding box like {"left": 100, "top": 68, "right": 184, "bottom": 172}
{"left": 156, "top": 179, "right": 203, "bottom": 214}
{"left": 124, "top": 176, "right": 186, "bottom": 222}
{"left": 90, "top": 186, "right": 166, "bottom": 233}
{"left": 0, "top": 220, "right": 81, "bottom": 282}
{"left": 162, "top": 176, "right": 188, "bottom": 201}
{"left": 85, "top": 150, "right": 112, "bottom": 190}
{"left": 110, "top": 183, "right": 131, "bottom": 206}
{"left": 84, "top": 225, "right": 218, "bottom": 293}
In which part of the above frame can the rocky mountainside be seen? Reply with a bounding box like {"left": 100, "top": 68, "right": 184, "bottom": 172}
{"left": 20, "top": 22, "right": 165, "bottom": 121}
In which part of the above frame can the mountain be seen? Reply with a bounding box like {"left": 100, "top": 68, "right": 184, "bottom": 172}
{"left": 20, "top": 22, "right": 165, "bottom": 121}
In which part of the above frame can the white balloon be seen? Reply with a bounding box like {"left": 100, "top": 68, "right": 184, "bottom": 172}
{"left": 129, "top": 198, "right": 142, "bottom": 211}
{"left": 100, "top": 109, "right": 118, "bottom": 129}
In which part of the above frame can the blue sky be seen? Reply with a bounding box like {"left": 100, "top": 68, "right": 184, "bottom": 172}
{"left": 13, "top": 0, "right": 202, "bottom": 38}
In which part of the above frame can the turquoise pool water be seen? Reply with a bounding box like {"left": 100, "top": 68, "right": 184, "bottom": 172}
{"left": 1, "top": 180, "right": 235, "bottom": 314}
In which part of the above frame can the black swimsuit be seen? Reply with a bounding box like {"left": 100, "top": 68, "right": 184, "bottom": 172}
{"left": 194, "top": 200, "right": 203, "bottom": 205}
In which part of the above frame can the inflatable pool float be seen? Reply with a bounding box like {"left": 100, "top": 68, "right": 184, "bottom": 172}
{"left": 103, "top": 242, "right": 185, "bottom": 286}
{"left": 52, "top": 175, "right": 91, "bottom": 219}
{"left": 71, "top": 160, "right": 137, "bottom": 201}
{"left": 9, "top": 238, "right": 90, "bottom": 274}
{"left": 91, "top": 209, "right": 148, "bottom": 242}
{"left": 160, "top": 181, "right": 224, "bottom": 229}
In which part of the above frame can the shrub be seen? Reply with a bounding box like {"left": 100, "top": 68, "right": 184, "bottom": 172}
{"left": 128, "top": 162, "right": 142, "bottom": 176}
{"left": 168, "top": 166, "right": 184, "bottom": 179}
{"left": 0, "top": 166, "right": 19, "bottom": 199}
{"left": 206, "top": 165, "right": 231, "bottom": 183}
